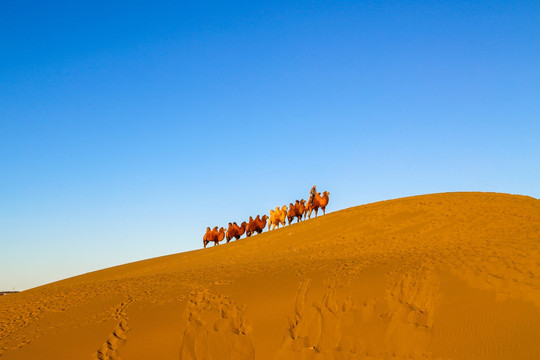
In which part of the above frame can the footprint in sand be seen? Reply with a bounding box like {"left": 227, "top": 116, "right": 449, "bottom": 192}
{"left": 382, "top": 264, "right": 439, "bottom": 358}
{"left": 277, "top": 279, "right": 360, "bottom": 359}
{"left": 94, "top": 298, "right": 132, "bottom": 360}
{"left": 179, "top": 289, "right": 254, "bottom": 360}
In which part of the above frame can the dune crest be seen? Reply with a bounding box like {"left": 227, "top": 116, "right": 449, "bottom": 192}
{"left": 1, "top": 192, "right": 539, "bottom": 359}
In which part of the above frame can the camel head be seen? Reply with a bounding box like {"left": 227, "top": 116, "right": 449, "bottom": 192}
{"left": 262, "top": 215, "right": 268, "bottom": 221}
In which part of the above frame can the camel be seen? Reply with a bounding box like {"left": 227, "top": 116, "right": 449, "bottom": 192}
{"left": 226, "top": 222, "right": 234, "bottom": 242}
{"left": 269, "top": 207, "right": 281, "bottom": 231}
{"left": 203, "top": 227, "right": 212, "bottom": 248}
{"left": 247, "top": 215, "right": 268, "bottom": 237}
{"left": 237, "top": 221, "right": 247, "bottom": 239}
{"left": 226, "top": 221, "right": 247, "bottom": 242}
{"left": 269, "top": 205, "right": 288, "bottom": 230}
{"left": 278, "top": 205, "right": 287, "bottom": 226}
{"left": 287, "top": 203, "right": 296, "bottom": 225}
{"left": 297, "top": 199, "right": 306, "bottom": 223}
{"left": 288, "top": 200, "right": 305, "bottom": 224}
{"left": 246, "top": 216, "right": 254, "bottom": 237}
{"left": 257, "top": 215, "right": 269, "bottom": 234}
{"left": 203, "top": 226, "right": 226, "bottom": 248}
{"left": 303, "top": 198, "right": 310, "bottom": 220}
{"left": 217, "top": 227, "right": 226, "bottom": 244}
{"left": 306, "top": 191, "right": 330, "bottom": 219}
{"left": 318, "top": 191, "right": 330, "bottom": 215}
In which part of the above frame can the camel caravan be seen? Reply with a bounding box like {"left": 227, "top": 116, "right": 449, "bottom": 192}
{"left": 203, "top": 188, "right": 330, "bottom": 248}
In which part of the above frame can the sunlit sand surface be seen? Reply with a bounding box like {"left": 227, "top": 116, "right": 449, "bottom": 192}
{"left": 1, "top": 192, "right": 539, "bottom": 359}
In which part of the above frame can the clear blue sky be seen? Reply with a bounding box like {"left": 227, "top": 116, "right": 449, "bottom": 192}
{"left": 1, "top": 1, "right": 539, "bottom": 290}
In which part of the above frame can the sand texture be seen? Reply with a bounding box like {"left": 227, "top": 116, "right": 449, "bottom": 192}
{"left": 1, "top": 192, "right": 539, "bottom": 359}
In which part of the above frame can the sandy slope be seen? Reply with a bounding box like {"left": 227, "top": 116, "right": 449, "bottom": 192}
{"left": 1, "top": 192, "right": 539, "bottom": 360}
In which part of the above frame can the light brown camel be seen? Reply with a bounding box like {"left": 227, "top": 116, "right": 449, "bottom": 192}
{"left": 269, "top": 207, "right": 281, "bottom": 231}
{"left": 278, "top": 205, "right": 287, "bottom": 226}
{"left": 269, "top": 205, "right": 287, "bottom": 230}
{"left": 306, "top": 191, "right": 330, "bottom": 219}
{"left": 303, "top": 198, "right": 310, "bottom": 220}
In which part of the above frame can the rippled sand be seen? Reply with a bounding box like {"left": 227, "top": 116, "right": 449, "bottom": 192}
{"left": 1, "top": 192, "right": 539, "bottom": 359}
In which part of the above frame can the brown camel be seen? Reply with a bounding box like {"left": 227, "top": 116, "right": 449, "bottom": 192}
{"left": 246, "top": 216, "right": 254, "bottom": 237}
{"left": 306, "top": 191, "right": 330, "bottom": 219}
{"left": 318, "top": 191, "right": 330, "bottom": 215}
{"left": 226, "top": 221, "right": 247, "bottom": 242}
{"left": 203, "top": 227, "right": 212, "bottom": 248}
{"left": 217, "top": 227, "right": 226, "bottom": 244}
{"left": 226, "top": 222, "right": 234, "bottom": 242}
{"left": 287, "top": 202, "right": 296, "bottom": 225}
{"left": 237, "top": 221, "right": 247, "bottom": 238}
{"left": 297, "top": 199, "right": 306, "bottom": 223}
{"left": 203, "top": 226, "right": 226, "bottom": 248}
{"left": 247, "top": 215, "right": 268, "bottom": 237}
{"left": 203, "top": 226, "right": 218, "bottom": 248}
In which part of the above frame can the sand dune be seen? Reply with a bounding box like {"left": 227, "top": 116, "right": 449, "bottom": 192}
{"left": 1, "top": 192, "right": 539, "bottom": 359}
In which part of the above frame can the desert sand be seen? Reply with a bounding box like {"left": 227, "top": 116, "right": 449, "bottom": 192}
{"left": 1, "top": 192, "right": 539, "bottom": 359}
